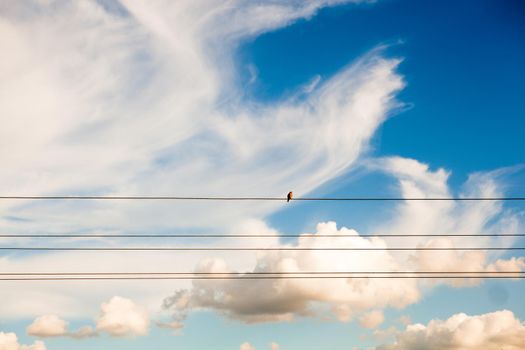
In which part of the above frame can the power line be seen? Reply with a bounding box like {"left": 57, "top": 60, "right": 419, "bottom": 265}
{"left": 1, "top": 246, "right": 524, "bottom": 251}
{"left": 293, "top": 197, "right": 525, "bottom": 201}
{"left": 0, "top": 196, "right": 524, "bottom": 201}
{"left": 2, "top": 271, "right": 522, "bottom": 275}
{"left": 1, "top": 233, "right": 524, "bottom": 238}
{"left": 1, "top": 276, "right": 524, "bottom": 281}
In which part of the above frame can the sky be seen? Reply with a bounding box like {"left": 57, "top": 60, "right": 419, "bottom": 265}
{"left": 0, "top": 1, "right": 525, "bottom": 349}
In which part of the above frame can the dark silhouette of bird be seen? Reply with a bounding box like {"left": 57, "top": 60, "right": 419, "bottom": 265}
{"left": 287, "top": 191, "right": 293, "bottom": 202}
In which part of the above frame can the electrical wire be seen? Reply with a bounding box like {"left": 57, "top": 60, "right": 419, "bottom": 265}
{"left": 0, "top": 196, "right": 524, "bottom": 201}
{"left": 1, "top": 276, "right": 524, "bottom": 281}
{"left": 1, "top": 247, "right": 524, "bottom": 251}
{"left": 3, "top": 196, "right": 524, "bottom": 281}
{"left": 1, "top": 233, "right": 524, "bottom": 238}
{"left": 2, "top": 271, "right": 523, "bottom": 275}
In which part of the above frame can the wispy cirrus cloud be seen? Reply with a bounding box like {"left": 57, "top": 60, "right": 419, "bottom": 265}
{"left": 0, "top": 0, "right": 405, "bottom": 320}
{"left": 0, "top": 0, "right": 391, "bottom": 234}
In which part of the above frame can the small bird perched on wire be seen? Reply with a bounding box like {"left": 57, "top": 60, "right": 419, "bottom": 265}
{"left": 287, "top": 191, "right": 293, "bottom": 202}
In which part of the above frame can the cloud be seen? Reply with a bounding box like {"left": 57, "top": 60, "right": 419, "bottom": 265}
{"left": 26, "top": 315, "right": 96, "bottom": 339}
{"left": 155, "top": 320, "right": 184, "bottom": 332}
{"left": 375, "top": 310, "right": 525, "bottom": 350}
{"left": 26, "top": 296, "right": 149, "bottom": 340}
{"left": 69, "top": 326, "right": 97, "bottom": 340}
{"left": 163, "top": 221, "right": 421, "bottom": 324}
{"left": 239, "top": 342, "right": 278, "bottom": 350}
{"left": 372, "top": 158, "right": 522, "bottom": 242}
{"left": 0, "top": 0, "right": 405, "bottom": 320}
{"left": 96, "top": 296, "right": 149, "bottom": 337}
{"left": 0, "top": 332, "right": 46, "bottom": 350}
{"left": 162, "top": 158, "right": 524, "bottom": 326}
{"left": 0, "top": 0, "right": 393, "bottom": 235}
{"left": 373, "top": 157, "right": 524, "bottom": 287}
{"left": 372, "top": 326, "right": 399, "bottom": 341}
{"left": 360, "top": 310, "right": 385, "bottom": 329}
{"left": 26, "top": 315, "right": 68, "bottom": 338}
{"left": 240, "top": 342, "right": 256, "bottom": 350}
{"left": 300, "top": 75, "right": 322, "bottom": 94}
{"left": 1, "top": 0, "right": 523, "bottom": 328}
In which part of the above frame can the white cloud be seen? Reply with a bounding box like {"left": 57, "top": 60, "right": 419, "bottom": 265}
{"left": 25, "top": 296, "right": 150, "bottom": 340}
{"left": 239, "top": 341, "right": 279, "bottom": 350}
{"left": 155, "top": 320, "right": 184, "bottom": 332}
{"left": 373, "top": 157, "right": 524, "bottom": 287}
{"left": 0, "top": 0, "right": 405, "bottom": 320}
{"left": 26, "top": 315, "right": 68, "bottom": 337}
{"left": 360, "top": 310, "right": 385, "bottom": 329}
{"left": 162, "top": 158, "right": 524, "bottom": 326}
{"left": 69, "top": 326, "right": 97, "bottom": 340}
{"left": 0, "top": 0, "right": 392, "bottom": 235}
{"left": 0, "top": 0, "right": 523, "bottom": 328}
{"left": 372, "top": 326, "right": 399, "bottom": 341}
{"left": 163, "top": 221, "right": 420, "bottom": 324}
{"left": 300, "top": 75, "right": 322, "bottom": 94}
{"left": 26, "top": 314, "right": 96, "bottom": 339}
{"left": 240, "top": 342, "right": 256, "bottom": 350}
{"left": 375, "top": 310, "right": 525, "bottom": 350}
{"left": 96, "top": 296, "right": 149, "bottom": 337}
{"left": 0, "top": 332, "right": 46, "bottom": 350}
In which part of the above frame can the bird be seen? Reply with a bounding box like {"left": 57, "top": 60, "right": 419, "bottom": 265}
{"left": 287, "top": 191, "right": 293, "bottom": 202}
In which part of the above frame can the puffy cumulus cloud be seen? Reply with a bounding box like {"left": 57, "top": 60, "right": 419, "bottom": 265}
{"left": 96, "top": 296, "right": 149, "bottom": 337}
{"left": 26, "top": 315, "right": 96, "bottom": 339}
{"left": 0, "top": 332, "right": 45, "bottom": 350}
{"left": 371, "top": 158, "right": 524, "bottom": 288}
{"left": 239, "top": 342, "right": 279, "bottom": 350}
{"left": 240, "top": 342, "right": 279, "bottom": 350}
{"left": 163, "top": 221, "right": 421, "bottom": 324}
{"left": 25, "top": 296, "right": 149, "bottom": 340}
{"left": 240, "top": 342, "right": 256, "bottom": 350}
{"left": 359, "top": 310, "right": 385, "bottom": 329}
{"left": 26, "top": 315, "right": 67, "bottom": 337}
{"left": 0, "top": 0, "right": 404, "bottom": 320}
{"left": 162, "top": 158, "right": 524, "bottom": 326}
{"left": 375, "top": 310, "right": 525, "bottom": 350}
{"left": 486, "top": 257, "right": 525, "bottom": 272}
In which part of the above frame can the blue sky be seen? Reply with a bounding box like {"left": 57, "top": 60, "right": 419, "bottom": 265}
{"left": 241, "top": 0, "right": 525, "bottom": 175}
{"left": 1, "top": 1, "right": 525, "bottom": 350}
